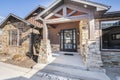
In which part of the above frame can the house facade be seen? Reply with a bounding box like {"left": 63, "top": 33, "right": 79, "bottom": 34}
{"left": 0, "top": 0, "right": 120, "bottom": 69}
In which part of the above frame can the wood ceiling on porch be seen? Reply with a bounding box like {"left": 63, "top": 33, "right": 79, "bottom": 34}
{"left": 47, "top": 5, "right": 86, "bottom": 20}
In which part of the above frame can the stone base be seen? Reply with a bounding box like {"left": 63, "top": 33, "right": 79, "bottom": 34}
{"left": 38, "top": 39, "right": 52, "bottom": 64}
{"left": 101, "top": 51, "right": 120, "bottom": 67}
{"left": 87, "top": 40, "right": 103, "bottom": 68}
{"left": 51, "top": 44, "right": 60, "bottom": 52}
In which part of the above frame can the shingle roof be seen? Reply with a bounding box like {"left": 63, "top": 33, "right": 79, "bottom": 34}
{"left": 0, "top": 13, "right": 35, "bottom": 28}
{"left": 24, "top": 5, "right": 46, "bottom": 19}
{"left": 101, "top": 11, "right": 120, "bottom": 19}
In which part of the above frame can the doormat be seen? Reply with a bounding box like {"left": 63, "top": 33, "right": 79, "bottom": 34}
{"left": 64, "top": 53, "right": 74, "bottom": 56}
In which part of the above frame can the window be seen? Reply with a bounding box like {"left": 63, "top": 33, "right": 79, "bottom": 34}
{"left": 112, "top": 33, "right": 120, "bottom": 40}
{"left": 101, "top": 20, "right": 120, "bottom": 49}
{"left": 9, "top": 29, "right": 20, "bottom": 46}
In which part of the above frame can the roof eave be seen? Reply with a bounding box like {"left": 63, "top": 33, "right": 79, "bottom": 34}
{"left": 0, "top": 13, "right": 34, "bottom": 29}
{"left": 35, "top": 0, "right": 110, "bottom": 21}
{"left": 71, "top": 0, "right": 110, "bottom": 11}
{"left": 35, "top": 0, "right": 62, "bottom": 20}
{"left": 24, "top": 5, "right": 46, "bottom": 20}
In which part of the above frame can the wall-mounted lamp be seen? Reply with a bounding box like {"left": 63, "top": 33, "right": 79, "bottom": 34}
{"left": 57, "top": 32, "right": 60, "bottom": 36}
{"left": 77, "top": 32, "right": 80, "bottom": 35}
{"left": 77, "top": 33, "right": 80, "bottom": 35}
{"left": 84, "top": 4, "right": 88, "bottom": 8}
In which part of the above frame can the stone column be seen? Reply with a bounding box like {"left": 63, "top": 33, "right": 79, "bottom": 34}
{"left": 87, "top": 18, "right": 103, "bottom": 70}
{"left": 79, "top": 18, "right": 103, "bottom": 71}
{"left": 79, "top": 19, "right": 89, "bottom": 64}
{"left": 38, "top": 21, "right": 52, "bottom": 63}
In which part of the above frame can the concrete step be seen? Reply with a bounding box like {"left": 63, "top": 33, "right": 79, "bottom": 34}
{"left": 49, "top": 62, "right": 87, "bottom": 70}
{"left": 36, "top": 71, "right": 80, "bottom": 80}
{"left": 116, "top": 76, "right": 120, "bottom": 80}
{"left": 34, "top": 63, "right": 110, "bottom": 80}
{"left": 39, "top": 69, "right": 98, "bottom": 80}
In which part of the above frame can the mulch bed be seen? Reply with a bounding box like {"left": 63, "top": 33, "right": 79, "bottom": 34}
{"left": 5, "top": 57, "right": 37, "bottom": 68}
{"left": 0, "top": 54, "right": 37, "bottom": 68}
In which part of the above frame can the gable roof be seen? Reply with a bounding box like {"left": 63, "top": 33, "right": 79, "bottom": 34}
{"left": 24, "top": 5, "right": 46, "bottom": 20}
{"left": 35, "top": 0, "right": 110, "bottom": 20}
{"left": 0, "top": 13, "right": 34, "bottom": 28}
{"left": 100, "top": 11, "right": 120, "bottom": 19}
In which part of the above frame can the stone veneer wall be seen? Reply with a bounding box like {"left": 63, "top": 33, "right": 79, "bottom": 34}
{"left": 1, "top": 21, "right": 40, "bottom": 56}
{"left": 51, "top": 44, "right": 60, "bottom": 52}
{"left": 87, "top": 38, "right": 103, "bottom": 68}
{"left": 38, "top": 40, "right": 52, "bottom": 63}
{"left": 86, "top": 23, "right": 103, "bottom": 68}
{"left": 101, "top": 51, "right": 120, "bottom": 67}
{"left": 51, "top": 44, "right": 80, "bottom": 52}
{"left": 80, "top": 19, "right": 103, "bottom": 68}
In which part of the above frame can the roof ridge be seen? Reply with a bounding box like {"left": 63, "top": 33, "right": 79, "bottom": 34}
{"left": 24, "top": 5, "right": 46, "bottom": 19}
{"left": 0, "top": 13, "right": 36, "bottom": 28}
{"left": 106, "top": 10, "right": 120, "bottom": 14}
{"left": 81, "top": 0, "right": 110, "bottom": 8}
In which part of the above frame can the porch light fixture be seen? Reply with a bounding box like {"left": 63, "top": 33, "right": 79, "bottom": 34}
{"left": 84, "top": 4, "right": 88, "bottom": 8}
{"left": 57, "top": 32, "right": 60, "bottom": 36}
{"left": 77, "top": 32, "right": 80, "bottom": 35}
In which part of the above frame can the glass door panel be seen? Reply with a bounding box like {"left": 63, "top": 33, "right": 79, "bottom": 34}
{"left": 60, "top": 29, "right": 77, "bottom": 52}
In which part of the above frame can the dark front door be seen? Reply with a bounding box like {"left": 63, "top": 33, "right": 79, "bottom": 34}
{"left": 60, "top": 29, "right": 77, "bottom": 52}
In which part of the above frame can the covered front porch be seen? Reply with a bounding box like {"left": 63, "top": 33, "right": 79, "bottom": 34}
{"left": 37, "top": 0, "right": 107, "bottom": 69}
{"left": 48, "top": 21, "right": 80, "bottom": 52}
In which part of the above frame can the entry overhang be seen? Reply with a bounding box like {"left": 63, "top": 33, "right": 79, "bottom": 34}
{"left": 35, "top": 0, "right": 110, "bottom": 21}
{"left": 45, "top": 14, "right": 89, "bottom": 24}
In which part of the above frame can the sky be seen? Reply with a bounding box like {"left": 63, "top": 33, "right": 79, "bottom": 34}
{"left": 0, "top": 0, "right": 120, "bottom": 22}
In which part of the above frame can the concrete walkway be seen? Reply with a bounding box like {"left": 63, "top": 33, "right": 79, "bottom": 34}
{"left": 35, "top": 52, "right": 111, "bottom": 80}
{"left": 0, "top": 52, "right": 111, "bottom": 80}
{"left": 0, "top": 62, "right": 30, "bottom": 80}
{"left": 116, "top": 77, "right": 120, "bottom": 80}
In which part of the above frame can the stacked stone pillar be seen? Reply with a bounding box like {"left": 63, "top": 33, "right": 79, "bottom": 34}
{"left": 79, "top": 19, "right": 89, "bottom": 64}
{"left": 38, "top": 22, "right": 52, "bottom": 63}
{"left": 79, "top": 19, "right": 103, "bottom": 69}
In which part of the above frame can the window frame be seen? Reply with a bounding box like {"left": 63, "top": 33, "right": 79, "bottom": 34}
{"left": 112, "top": 33, "right": 120, "bottom": 40}
{"left": 100, "top": 20, "right": 120, "bottom": 51}
{"left": 9, "top": 29, "right": 20, "bottom": 46}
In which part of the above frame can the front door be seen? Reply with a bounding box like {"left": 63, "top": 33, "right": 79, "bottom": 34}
{"left": 60, "top": 29, "right": 77, "bottom": 52}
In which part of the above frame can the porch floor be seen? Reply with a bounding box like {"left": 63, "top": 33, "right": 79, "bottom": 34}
{"left": 1, "top": 52, "right": 110, "bottom": 80}
{"left": 31, "top": 52, "right": 110, "bottom": 80}
{"left": 51, "top": 52, "right": 87, "bottom": 70}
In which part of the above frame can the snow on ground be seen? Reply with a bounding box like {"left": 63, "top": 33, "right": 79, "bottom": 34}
{"left": 0, "top": 52, "right": 111, "bottom": 80}
{"left": 32, "top": 52, "right": 111, "bottom": 80}
{"left": 104, "top": 67, "right": 120, "bottom": 80}
{"left": 116, "top": 77, "right": 120, "bottom": 80}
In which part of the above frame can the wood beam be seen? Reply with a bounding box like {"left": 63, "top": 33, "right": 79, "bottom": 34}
{"left": 54, "top": 14, "right": 62, "bottom": 18}
{"left": 45, "top": 5, "right": 64, "bottom": 19}
{"left": 43, "top": 21, "right": 48, "bottom": 41}
{"left": 89, "top": 13, "right": 95, "bottom": 40}
{"left": 67, "top": 10, "right": 76, "bottom": 16}
{"left": 45, "top": 14, "right": 89, "bottom": 24}
{"left": 66, "top": 4, "right": 90, "bottom": 14}
{"left": 79, "top": 21, "right": 83, "bottom": 55}
{"left": 63, "top": 6, "right": 67, "bottom": 17}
